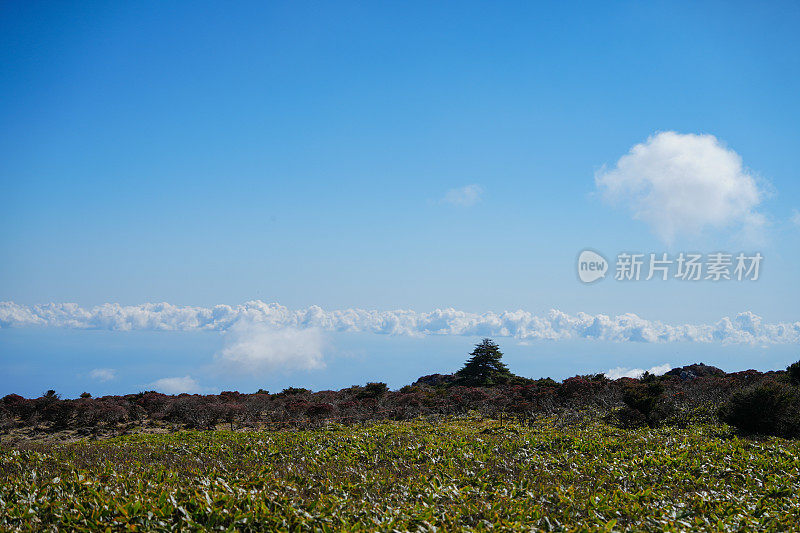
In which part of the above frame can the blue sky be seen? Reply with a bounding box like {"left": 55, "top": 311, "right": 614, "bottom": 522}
{"left": 1, "top": 1, "right": 799, "bottom": 397}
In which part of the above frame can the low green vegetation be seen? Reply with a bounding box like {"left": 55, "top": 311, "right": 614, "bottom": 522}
{"left": 2, "top": 417, "right": 800, "bottom": 531}
{"left": 3, "top": 344, "right": 800, "bottom": 530}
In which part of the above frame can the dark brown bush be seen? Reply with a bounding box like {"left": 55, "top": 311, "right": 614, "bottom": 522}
{"left": 787, "top": 360, "right": 800, "bottom": 385}
{"left": 719, "top": 381, "right": 800, "bottom": 438}
{"left": 305, "top": 403, "right": 335, "bottom": 419}
{"left": 8, "top": 363, "right": 800, "bottom": 438}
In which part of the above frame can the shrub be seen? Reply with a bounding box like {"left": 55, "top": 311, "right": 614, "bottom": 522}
{"left": 166, "top": 396, "right": 221, "bottom": 429}
{"left": 286, "top": 400, "right": 311, "bottom": 414}
{"left": 136, "top": 392, "right": 170, "bottom": 420}
{"left": 219, "top": 391, "right": 242, "bottom": 401}
{"left": 560, "top": 376, "right": 608, "bottom": 404}
{"left": 306, "top": 403, "right": 335, "bottom": 419}
{"left": 358, "top": 382, "right": 388, "bottom": 399}
{"left": 787, "top": 360, "right": 800, "bottom": 385}
{"left": 80, "top": 392, "right": 92, "bottom": 398}
{"left": 43, "top": 390, "right": 59, "bottom": 401}
{"left": 2, "top": 394, "right": 24, "bottom": 405}
{"left": 412, "top": 374, "right": 455, "bottom": 388}
{"left": 609, "top": 406, "right": 648, "bottom": 429}
{"left": 338, "top": 400, "right": 359, "bottom": 411}
{"left": 398, "top": 393, "right": 422, "bottom": 408}
{"left": 243, "top": 394, "right": 271, "bottom": 425}
{"left": 0, "top": 404, "right": 13, "bottom": 431}
{"left": 2, "top": 394, "right": 32, "bottom": 421}
{"left": 220, "top": 402, "right": 245, "bottom": 429}
{"left": 42, "top": 401, "right": 73, "bottom": 429}
{"left": 279, "top": 387, "right": 311, "bottom": 396}
{"left": 74, "top": 399, "right": 128, "bottom": 428}
{"left": 621, "top": 380, "right": 664, "bottom": 427}
{"left": 719, "top": 382, "right": 800, "bottom": 438}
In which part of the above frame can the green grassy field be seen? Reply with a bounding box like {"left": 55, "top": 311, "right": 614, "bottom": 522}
{"left": 1, "top": 418, "right": 799, "bottom": 531}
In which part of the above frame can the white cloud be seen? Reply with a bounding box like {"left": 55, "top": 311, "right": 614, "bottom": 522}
{"left": 89, "top": 368, "right": 116, "bottom": 382}
{"left": 791, "top": 209, "right": 800, "bottom": 228}
{"left": 605, "top": 363, "right": 672, "bottom": 380}
{"left": 1, "top": 301, "right": 798, "bottom": 345}
{"left": 442, "top": 184, "right": 483, "bottom": 207}
{"left": 596, "top": 131, "right": 767, "bottom": 243}
{"left": 215, "top": 321, "right": 325, "bottom": 373}
{"left": 150, "top": 375, "right": 202, "bottom": 394}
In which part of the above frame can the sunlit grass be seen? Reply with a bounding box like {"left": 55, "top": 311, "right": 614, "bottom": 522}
{"left": 2, "top": 418, "right": 799, "bottom": 531}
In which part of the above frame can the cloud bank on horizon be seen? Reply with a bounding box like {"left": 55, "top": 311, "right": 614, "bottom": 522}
{"left": 1, "top": 301, "right": 797, "bottom": 345}
{"left": 596, "top": 131, "right": 768, "bottom": 243}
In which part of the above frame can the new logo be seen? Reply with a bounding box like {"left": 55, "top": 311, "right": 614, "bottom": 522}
{"left": 577, "top": 250, "right": 608, "bottom": 283}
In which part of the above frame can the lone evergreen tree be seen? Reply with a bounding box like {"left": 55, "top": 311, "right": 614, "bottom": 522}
{"left": 455, "top": 338, "right": 512, "bottom": 386}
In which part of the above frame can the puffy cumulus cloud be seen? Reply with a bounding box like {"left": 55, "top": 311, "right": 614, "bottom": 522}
{"left": 149, "top": 375, "right": 202, "bottom": 394}
{"left": 442, "top": 184, "right": 483, "bottom": 207}
{"left": 215, "top": 321, "right": 325, "bottom": 373}
{"left": 605, "top": 363, "right": 672, "bottom": 380}
{"left": 596, "top": 132, "right": 766, "bottom": 243}
{"left": 1, "top": 301, "right": 798, "bottom": 345}
{"left": 89, "top": 368, "right": 116, "bottom": 382}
